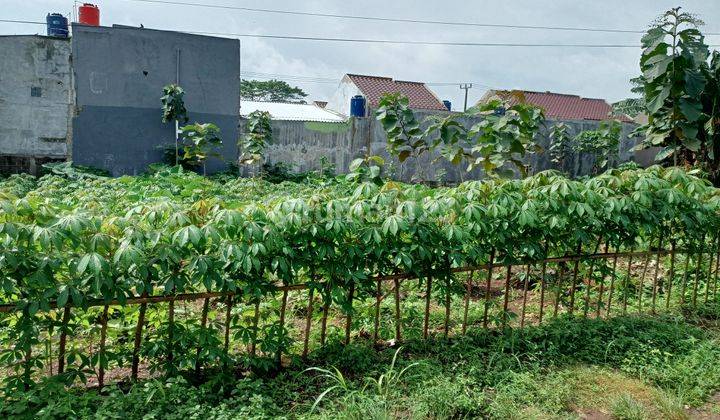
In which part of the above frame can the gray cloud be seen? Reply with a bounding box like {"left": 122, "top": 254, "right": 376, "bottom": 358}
{"left": 4, "top": 0, "right": 719, "bottom": 107}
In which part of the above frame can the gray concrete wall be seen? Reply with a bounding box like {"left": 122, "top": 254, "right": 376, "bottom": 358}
{"left": 245, "top": 113, "right": 639, "bottom": 183}
{"left": 0, "top": 36, "right": 72, "bottom": 163}
{"left": 71, "top": 25, "right": 240, "bottom": 176}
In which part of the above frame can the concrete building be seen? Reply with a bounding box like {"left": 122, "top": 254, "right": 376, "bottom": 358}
{"left": 70, "top": 24, "right": 240, "bottom": 175}
{"left": 0, "top": 35, "right": 72, "bottom": 175}
{"left": 326, "top": 74, "right": 448, "bottom": 117}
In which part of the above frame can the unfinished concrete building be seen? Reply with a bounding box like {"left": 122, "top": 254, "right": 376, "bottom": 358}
{"left": 0, "top": 35, "right": 73, "bottom": 175}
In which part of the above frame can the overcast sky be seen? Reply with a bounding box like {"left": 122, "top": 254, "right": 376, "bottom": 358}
{"left": 4, "top": 0, "right": 720, "bottom": 108}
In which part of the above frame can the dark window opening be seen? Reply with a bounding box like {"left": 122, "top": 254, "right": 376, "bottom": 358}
{"left": 31, "top": 87, "right": 42, "bottom": 97}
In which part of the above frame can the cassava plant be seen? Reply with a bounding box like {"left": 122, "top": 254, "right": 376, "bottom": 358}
{"left": 239, "top": 110, "right": 273, "bottom": 176}
{"left": 180, "top": 123, "right": 223, "bottom": 176}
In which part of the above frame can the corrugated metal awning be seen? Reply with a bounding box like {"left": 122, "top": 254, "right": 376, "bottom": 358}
{"left": 240, "top": 101, "right": 347, "bottom": 123}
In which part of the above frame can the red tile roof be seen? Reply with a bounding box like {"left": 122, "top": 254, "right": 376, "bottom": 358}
{"left": 484, "top": 90, "right": 632, "bottom": 122}
{"left": 346, "top": 74, "right": 447, "bottom": 111}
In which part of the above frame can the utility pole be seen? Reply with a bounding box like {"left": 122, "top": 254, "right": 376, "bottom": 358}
{"left": 460, "top": 83, "right": 473, "bottom": 111}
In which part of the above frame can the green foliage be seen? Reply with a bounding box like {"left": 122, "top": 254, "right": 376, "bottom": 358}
{"left": 549, "top": 122, "right": 572, "bottom": 168}
{"left": 549, "top": 121, "right": 623, "bottom": 174}
{"left": 1, "top": 165, "right": 720, "bottom": 398}
{"left": 161, "top": 84, "right": 188, "bottom": 124}
{"left": 375, "top": 93, "right": 424, "bottom": 163}
{"left": 240, "top": 79, "right": 308, "bottom": 103}
{"left": 637, "top": 7, "right": 720, "bottom": 183}
{"left": 5, "top": 316, "right": 718, "bottom": 418}
{"left": 240, "top": 110, "right": 273, "bottom": 166}
{"left": 180, "top": 123, "right": 223, "bottom": 174}
{"left": 574, "top": 120, "right": 623, "bottom": 174}
{"left": 345, "top": 155, "right": 385, "bottom": 185}
{"left": 375, "top": 93, "right": 544, "bottom": 179}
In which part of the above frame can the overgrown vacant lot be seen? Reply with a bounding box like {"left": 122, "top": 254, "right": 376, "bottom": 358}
{"left": 2, "top": 165, "right": 720, "bottom": 418}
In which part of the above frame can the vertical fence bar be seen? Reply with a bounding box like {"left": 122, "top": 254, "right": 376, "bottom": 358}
{"left": 302, "top": 288, "right": 314, "bottom": 358}
{"left": 167, "top": 296, "right": 175, "bottom": 372}
{"left": 637, "top": 251, "right": 651, "bottom": 313}
{"left": 623, "top": 248, "right": 634, "bottom": 315}
{"left": 595, "top": 244, "right": 610, "bottom": 318}
{"left": 483, "top": 250, "right": 495, "bottom": 329}
{"left": 704, "top": 235, "right": 718, "bottom": 304}
{"left": 195, "top": 298, "right": 210, "bottom": 376}
{"left": 520, "top": 264, "right": 530, "bottom": 328}
{"left": 665, "top": 241, "right": 676, "bottom": 310}
{"left": 423, "top": 276, "right": 432, "bottom": 339}
{"left": 98, "top": 305, "right": 109, "bottom": 388}
{"left": 373, "top": 279, "right": 382, "bottom": 343}
{"left": 275, "top": 292, "right": 285, "bottom": 366}
{"left": 57, "top": 306, "right": 71, "bottom": 375}
{"left": 344, "top": 282, "right": 355, "bottom": 345}
{"left": 554, "top": 263, "right": 566, "bottom": 318}
{"left": 651, "top": 234, "right": 664, "bottom": 313}
{"left": 131, "top": 300, "right": 148, "bottom": 381}
{"left": 583, "top": 237, "right": 602, "bottom": 317}
{"left": 714, "top": 238, "right": 720, "bottom": 301}
{"left": 462, "top": 271, "right": 474, "bottom": 335}
{"left": 394, "top": 279, "right": 402, "bottom": 342}
{"left": 568, "top": 243, "right": 583, "bottom": 315}
{"left": 692, "top": 241, "right": 703, "bottom": 307}
{"left": 250, "top": 300, "right": 260, "bottom": 357}
{"left": 680, "top": 253, "right": 691, "bottom": 306}
{"left": 444, "top": 277, "right": 451, "bottom": 339}
{"left": 539, "top": 263, "right": 547, "bottom": 323}
{"left": 224, "top": 296, "right": 234, "bottom": 356}
{"left": 320, "top": 283, "right": 331, "bottom": 346}
{"left": 539, "top": 244, "right": 549, "bottom": 324}
{"left": 502, "top": 265, "right": 512, "bottom": 329}
{"left": 605, "top": 249, "right": 619, "bottom": 318}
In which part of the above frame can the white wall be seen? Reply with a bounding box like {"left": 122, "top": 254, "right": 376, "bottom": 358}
{"left": 0, "top": 36, "right": 72, "bottom": 159}
{"left": 325, "top": 76, "right": 362, "bottom": 117}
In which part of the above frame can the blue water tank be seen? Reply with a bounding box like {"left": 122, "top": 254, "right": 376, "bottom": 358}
{"left": 350, "top": 95, "right": 366, "bottom": 117}
{"left": 442, "top": 100, "right": 452, "bottom": 111}
{"left": 46, "top": 13, "right": 69, "bottom": 38}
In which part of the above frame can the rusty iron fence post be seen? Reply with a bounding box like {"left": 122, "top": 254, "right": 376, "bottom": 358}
{"left": 483, "top": 250, "right": 495, "bottom": 329}
{"left": 98, "top": 305, "right": 109, "bottom": 388}
{"left": 462, "top": 271, "right": 474, "bottom": 335}
{"left": 57, "top": 306, "right": 71, "bottom": 375}
{"left": 520, "top": 264, "right": 531, "bottom": 328}
{"left": 423, "top": 276, "right": 432, "bottom": 339}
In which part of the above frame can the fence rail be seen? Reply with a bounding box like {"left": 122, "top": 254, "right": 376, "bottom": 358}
{"left": 1, "top": 245, "right": 718, "bottom": 389}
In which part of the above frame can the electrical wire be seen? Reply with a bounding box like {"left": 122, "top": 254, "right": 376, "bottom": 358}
{"left": 3, "top": 19, "right": 718, "bottom": 48}
{"left": 121, "top": 0, "right": 720, "bottom": 36}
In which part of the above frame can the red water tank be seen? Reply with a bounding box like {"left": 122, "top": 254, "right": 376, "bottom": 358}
{"left": 78, "top": 3, "right": 100, "bottom": 26}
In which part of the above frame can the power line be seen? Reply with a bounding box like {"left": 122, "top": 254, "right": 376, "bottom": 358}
{"left": 189, "top": 30, "right": 645, "bottom": 48}
{"left": 3, "top": 19, "right": 718, "bottom": 48}
{"left": 122, "top": 0, "right": 720, "bottom": 36}
{"left": 242, "top": 70, "right": 495, "bottom": 89}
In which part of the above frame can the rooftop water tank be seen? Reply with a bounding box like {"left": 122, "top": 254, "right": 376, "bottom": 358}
{"left": 442, "top": 100, "right": 452, "bottom": 111}
{"left": 46, "top": 13, "right": 69, "bottom": 38}
{"left": 78, "top": 3, "right": 100, "bottom": 26}
{"left": 350, "top": 95, "right": 366, "bottom": 117}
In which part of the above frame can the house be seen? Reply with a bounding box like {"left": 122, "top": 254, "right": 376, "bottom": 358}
{"left": 0, "top": 35, "right": 72, "bottom": 175}
{"left": 479, "top": 90, "right": 633, "bottom": 122}
{"left": 71, "top": 24, "right": 240, "bottom": 176}
{"left": 326, "top": 74, "right": 448, "bottom": 117}
{"left": 241, "top": 101, "right": 346, "bottom": 123}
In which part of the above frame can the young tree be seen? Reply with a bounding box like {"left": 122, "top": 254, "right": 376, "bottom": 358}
{"left": 239, "top": 110, "right": 273, "bottom": 176}
{"left": 636, "top": 7, "right": 720, "bottom": 183}
{"left": 180, "top": 123, "right": 222, "bottom": 176}
{"left": 240, "top": 79, "right": 308, "bottom": 103}
{"left": 161, "top": 84, "right": 189, "bottom": 166}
